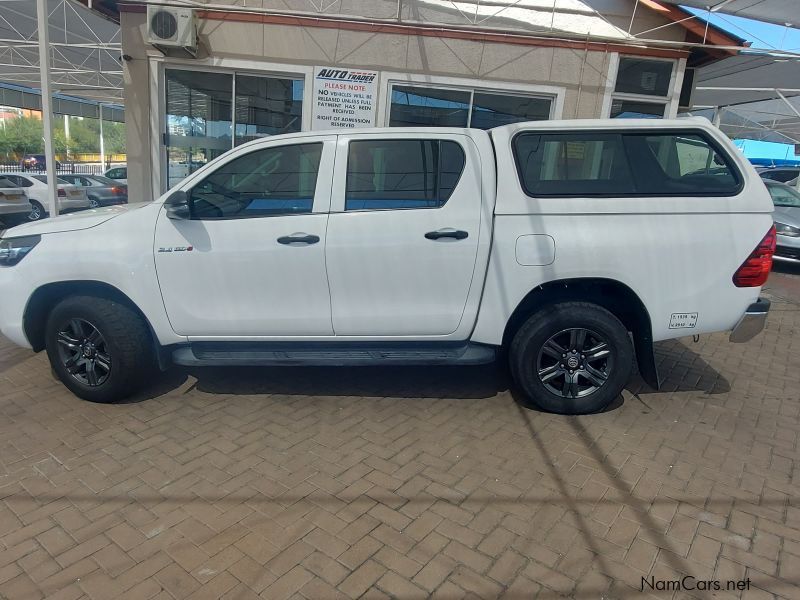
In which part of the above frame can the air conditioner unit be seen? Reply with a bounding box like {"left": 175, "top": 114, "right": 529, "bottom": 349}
{"left": 147, "top": 6, "right": 197, "bottom": 54}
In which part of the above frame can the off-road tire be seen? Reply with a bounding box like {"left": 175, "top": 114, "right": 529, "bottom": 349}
{"left": 510, "top": 302, "right": 633, "bottom": 414}
{"left": 45, "top": 295, "right": 154, "bottom": 403}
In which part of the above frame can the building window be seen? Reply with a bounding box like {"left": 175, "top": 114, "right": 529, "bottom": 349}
{"left": 234, "top": 74, "right": 304, "bottom": 145}
{"left": 610, "top": 99, "right": 666, "bottom": 119}
{"left": 609, "top": 58, "right": 673, "bottom": 119}
{"left": 389, "top": 84, "right": 553, "bottom": 129}
{"left": 164, "top": 68, "right": 304, "bottom": 189}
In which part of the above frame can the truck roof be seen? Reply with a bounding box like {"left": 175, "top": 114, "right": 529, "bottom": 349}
{"left": 225, "top": 118, "right": 717, "bottom": 153}
{"left": 490, "top": 117, "right": 713, "bottom": 135}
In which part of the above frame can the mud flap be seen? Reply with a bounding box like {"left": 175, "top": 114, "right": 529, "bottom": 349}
{"left": 633, "top": 331, "right": 660, "bottom": 390}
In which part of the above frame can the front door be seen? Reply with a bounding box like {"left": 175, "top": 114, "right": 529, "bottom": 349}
{"left": 325, "top": 133, "right": 482, "bottom": 337}
{"left": 154, "top": 136, "right": 336, "bottom": 337}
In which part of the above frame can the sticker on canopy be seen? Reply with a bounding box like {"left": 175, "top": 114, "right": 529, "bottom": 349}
{"left": 669, "top": 313, "right": 698, "bottom": 329}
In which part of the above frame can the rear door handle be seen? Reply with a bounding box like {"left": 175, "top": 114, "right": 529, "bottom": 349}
{"left": 425, "top": 229, "right": 469, "bottom": 240}
{"left": 277, "top": 233, "right": 320, "bottom": 245}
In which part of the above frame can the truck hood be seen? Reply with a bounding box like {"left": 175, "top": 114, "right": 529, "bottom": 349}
{"left": 2, "top": 202, "right": 151, "bottom": 237}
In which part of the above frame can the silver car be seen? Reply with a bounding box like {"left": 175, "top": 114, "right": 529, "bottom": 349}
{"left": 765, "top": 181, "right": 800, "bottom": 263}
{"left": 58, "top": 174, "right": 128, "bottom": 208}
{"left": 0, "top": 176, "right": 32, "bottom": 226}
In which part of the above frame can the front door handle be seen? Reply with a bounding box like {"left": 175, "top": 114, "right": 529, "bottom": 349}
{"left": 277, "top": 233, "right": 320, "bottom": 245}
{"left": 425, "top": 229, "right": 469, "bottom": 241}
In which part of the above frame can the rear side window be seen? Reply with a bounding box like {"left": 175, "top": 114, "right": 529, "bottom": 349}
{"left": 513, "top": 130, "right": 741, "bottom": 197}
{"left": 345, "top": 139, "right": 466, "bottom": 210}
{"left": 512, "top": 133, "right": 634, "bottom": 196}
{"left": 642, "top": 134, "right": 739, "bottom": 194}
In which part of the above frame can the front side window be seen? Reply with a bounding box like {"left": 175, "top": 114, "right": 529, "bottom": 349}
{"left": 513, "top": 130, "right": 741, "bottom": 197}
{"left": 345, "top": 139, "right": 466, "bottom": 210}
{"left": 189, "top": 143, "right": 322, "bottom": 219}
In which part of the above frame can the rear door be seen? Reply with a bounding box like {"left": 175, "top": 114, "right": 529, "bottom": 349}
{"left": 325, "top": 132, "right": 483, "bottom": 337}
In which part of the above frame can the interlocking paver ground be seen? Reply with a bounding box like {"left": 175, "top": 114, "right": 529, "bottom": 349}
{"left": 1, "top": 266, "right": 799, "bottom": 599}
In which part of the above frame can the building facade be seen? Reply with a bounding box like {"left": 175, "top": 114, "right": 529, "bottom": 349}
{"left": 119, "top": 0, "right": 740, "bottom": 202}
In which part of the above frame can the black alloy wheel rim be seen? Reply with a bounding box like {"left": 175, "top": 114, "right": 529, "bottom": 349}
{"left": 536, "top": 328, "right": 613, "bottom": 399}
{"left": 56, "top": 318, "right": 111, "bottom": 386}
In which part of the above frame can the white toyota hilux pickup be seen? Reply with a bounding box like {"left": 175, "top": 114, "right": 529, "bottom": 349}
{"left": 0, "top": 119, "right": 775, "bottom": 414}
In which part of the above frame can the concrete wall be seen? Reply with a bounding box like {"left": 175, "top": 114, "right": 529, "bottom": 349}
{"left": 121, "top": 1, "right": 687, "bottom": 202}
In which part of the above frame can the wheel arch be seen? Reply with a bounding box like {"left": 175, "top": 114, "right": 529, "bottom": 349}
{"left": 502, "top": 277, "right": 659, "bottom": 389}
{"left": 23, "top": 281, "right": 166, "bottom": 367}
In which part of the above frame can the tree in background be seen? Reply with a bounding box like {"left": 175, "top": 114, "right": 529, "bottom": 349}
{"left": 0, "top": 116, "right": 45, "bottom": 157}
{"left": 0, "top": 114, "right": 125, "bottom": 160}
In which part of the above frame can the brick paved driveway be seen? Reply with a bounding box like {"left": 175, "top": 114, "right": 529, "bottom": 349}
{"left": 1, "top": 269, "right": 799, "bottom": 600}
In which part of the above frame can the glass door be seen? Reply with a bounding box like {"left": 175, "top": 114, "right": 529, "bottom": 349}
{"left": 164, "top": 68, "right": 306, "bottom": 190}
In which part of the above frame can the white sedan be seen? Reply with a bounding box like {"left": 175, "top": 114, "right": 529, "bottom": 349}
{"left": 0, "top": 176, "right": 33, "bottom": 226}
{"left": 1, "top": 172, "right": 91, "bottom": 220}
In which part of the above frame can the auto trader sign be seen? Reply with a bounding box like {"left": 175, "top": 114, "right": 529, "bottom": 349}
{"left": 311, "top": 67, "right": 378, "bottom": 130}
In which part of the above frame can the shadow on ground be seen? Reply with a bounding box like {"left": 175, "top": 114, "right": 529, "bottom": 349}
{"left": 126, "top": 338, "right": 730, "bottom": 409}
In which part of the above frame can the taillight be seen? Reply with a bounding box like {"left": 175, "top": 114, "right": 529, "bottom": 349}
{"left": 111, "top": 186, "right": 124, "bottom": 195}
{"left": 733, "top": 225, "right": 776, "bottom": 287}
{"left": 57, "top": 188, "right": 66, "bottom": 197}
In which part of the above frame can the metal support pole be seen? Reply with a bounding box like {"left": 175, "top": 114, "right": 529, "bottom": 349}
{"left": 37, "top": 0, "right": 58, "bottom": 217}
{"left": 99, "top": 103, "right": 106, "bottom": 173}
{"left": 64, "top": 114, "right": 70, "bottom": 156}
{"left": 712, "top": 106, "right": 723, "bottom": 127}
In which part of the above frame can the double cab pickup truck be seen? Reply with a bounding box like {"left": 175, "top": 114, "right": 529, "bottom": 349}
{"left": 0, "top": 119, "right": 775, "bottom": 414}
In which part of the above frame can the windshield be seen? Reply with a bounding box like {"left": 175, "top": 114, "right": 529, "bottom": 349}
{"left": 767, "top": 183, "right": 800, "bottom": 208}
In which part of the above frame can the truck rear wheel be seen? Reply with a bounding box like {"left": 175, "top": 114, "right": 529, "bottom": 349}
{"left": 45, "top": 295, "right": 154, "bottom": 403}
{"left": 510, "top": 302, "right": 633, "bottom": 415}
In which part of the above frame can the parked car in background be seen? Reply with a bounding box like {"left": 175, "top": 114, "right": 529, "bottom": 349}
{"left": 0, "top": 118, "right": 775, "bottom": 413}
{"left": 104, "top": 166, "right": 127, "bottom": 184}
{"left": 19, "top": 154, "right": 61, "bottom": 171}
{"left": 0, "top": 173, "right": 91, "bottom": 220}
{"left": 765, "top": 180, "right": 800, "bottom": 263}
{"left": 0, "top": 176, "right": 32, "bottom": 227}
{"left": 59, "top": 174, "right": 128, "bottom": 208}
{"left": 758, "top": 166, "right": 800, "bottom": 184}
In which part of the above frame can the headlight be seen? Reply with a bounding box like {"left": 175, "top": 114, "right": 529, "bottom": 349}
{"left": 0, "top": 235, "right": 41, "bottom": 266}
{"left": 775, "top": 222, "right": 800, "bottom": 238}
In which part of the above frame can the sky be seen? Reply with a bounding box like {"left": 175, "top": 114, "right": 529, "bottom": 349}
{"left": 682, "top": 7, "right": 800, "bottom": 162}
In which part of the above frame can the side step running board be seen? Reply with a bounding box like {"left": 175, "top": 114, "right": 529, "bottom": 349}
{"left": 172, "top": 341, "right": 496, "bottom": 367}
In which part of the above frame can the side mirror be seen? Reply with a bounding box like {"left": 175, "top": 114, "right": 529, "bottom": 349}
{"left": 165, "top": 190, "right": 191, "bottom": 220}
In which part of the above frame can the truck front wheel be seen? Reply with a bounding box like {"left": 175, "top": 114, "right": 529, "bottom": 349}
{"left": 510, "top": 302, "right": 633, "bottom": 414}
{"left": 45, "top": 295, "right": 154, "bottom": 403}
